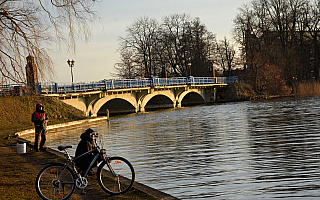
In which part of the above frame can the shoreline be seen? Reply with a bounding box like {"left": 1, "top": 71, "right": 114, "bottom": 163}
{"left": 16, "top": 116, "right": 110, "bottom": 137}
{"left": 17, "top": 117, "right": 179, "bottom": 200}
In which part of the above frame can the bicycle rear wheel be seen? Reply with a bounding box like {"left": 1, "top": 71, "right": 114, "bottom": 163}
{"left": 35, "top": 163, "right": 76, "bottom": 200}
{"left": 97, "top": 156, "right": 135, "bottom": 195}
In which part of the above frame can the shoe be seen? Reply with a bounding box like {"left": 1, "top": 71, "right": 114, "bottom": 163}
{"left": 87, "top": 170, "right": 96, "bottom": 176}
{"left": 80, "top": 171, "right": 85, "bottom": 177}
{"left": 35, "top": 149, "right": 39, "bottom": 152}
{"left": 85, "top": 169, "right": 96, "bottom": 176}
{"left": 40, "top": 147, "right": 47, "bottom": 151}
{"left": 88, "top": 170, "right": 96, "bottom": 176}
{"left": 79, "top": 169, "right": 95, "bottom": 176}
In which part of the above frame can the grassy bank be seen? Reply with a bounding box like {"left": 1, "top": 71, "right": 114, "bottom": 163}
{"left": 294, "top": 81, "right": 320, "bottom": 97}
{"left": 0, "top": 96, "right": 85, "bottom": 129}
{"left": 0, "top": 96, "right": 86, "bottom": 146}
{"left": 220, "top": 82, "right": 320, "bottom": 101}
{"left": 0, "top": 96, "right": 158, "bottom": 200}
{"left": 217, "top": 83, "right": 256, "bottom": 102}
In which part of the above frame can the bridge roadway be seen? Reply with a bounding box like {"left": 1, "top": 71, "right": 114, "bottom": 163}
{"left": 2, "top": 76, "right": 238, "bottom": 117}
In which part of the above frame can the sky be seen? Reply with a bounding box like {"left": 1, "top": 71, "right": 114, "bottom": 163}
{"left": 52, "top": 0, "right": 249, "bottom": 83}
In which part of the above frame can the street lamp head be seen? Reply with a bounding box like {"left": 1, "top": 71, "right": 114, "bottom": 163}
{"left": 67, "top": 59, "right": 75, "bottom": 67}
{"left": 67, "top": 59, "right": 75, "bottom": 84}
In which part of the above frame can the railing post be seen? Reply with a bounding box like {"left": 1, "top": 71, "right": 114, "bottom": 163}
{"left": 151, "top": 77, "right": 155, "bottom": 88}
{"left": 36, "top": 83, "right": 42, "bottom": 95}
{"left": 187, "top": 76, "right": 194, "bottom": 85}
{"left": 111, "top": 79, "right": 114, "bottom": 89}
{"left": 104, "top": 80, "right": 108, "bottom": 91}
{"left": 53, "top": 83, "right": 58, "bottom": 93}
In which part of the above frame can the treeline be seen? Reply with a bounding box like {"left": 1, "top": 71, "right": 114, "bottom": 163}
{"left": 234, "top": 0, "right": 320, "bottom": 95}
{"left": 113, "top": 14, "right": 239, "bottom": 79}
{"left": 115, "top": 0, "right": 320, "bottom": 96}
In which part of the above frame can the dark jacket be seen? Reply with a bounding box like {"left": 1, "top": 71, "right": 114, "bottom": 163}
{"left": 31, "top": 110, "right": 48, "bottom": 130}
{"left": 75, "top": 129, "right": 96, "bottom": 170}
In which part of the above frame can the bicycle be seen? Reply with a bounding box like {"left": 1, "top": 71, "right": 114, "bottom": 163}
{"left": 35, "top": 132, "right": 135, "bottom": 200}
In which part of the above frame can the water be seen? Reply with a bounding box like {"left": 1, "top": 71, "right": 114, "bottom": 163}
{"left": 43, "top": 96, "right": 320, "bottom": 199}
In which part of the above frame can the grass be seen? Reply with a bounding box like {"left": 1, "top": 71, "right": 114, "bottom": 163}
{"left": 294, "top": 81, "right": 320, "bottom": 97}
{"left": 0, "top": 96, "right": 158, "bottom": 200}
{"left": 0, "top": 145, "right": 157, "bottom": 200}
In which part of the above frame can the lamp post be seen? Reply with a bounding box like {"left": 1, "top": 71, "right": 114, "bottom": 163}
{"left": 67, "top": 59, "right": 75, "bottom": 85}
{"left": 147, "top": 43, "right": 152, "bottom": 78}
{"left": 209, "top": 60, "right": 215, "bottom": 77}
{"left": 187, "top": 63, "right": 192, "bottom": 76}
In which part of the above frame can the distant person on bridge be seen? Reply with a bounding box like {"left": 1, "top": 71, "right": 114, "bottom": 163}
{"left": 31, "top": 103, "right": 48, "bottom": 152}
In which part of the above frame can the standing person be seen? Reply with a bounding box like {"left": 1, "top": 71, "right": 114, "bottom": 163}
{"left": 75, "top": 128, "right": 99, "bottom": 176}
{"left": 31, "top": 103, "right": 48, "bottom": 152}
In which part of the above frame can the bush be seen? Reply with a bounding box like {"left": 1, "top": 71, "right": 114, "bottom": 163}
{"left": 249, "top": 63, "right": 292, "bottom": 95}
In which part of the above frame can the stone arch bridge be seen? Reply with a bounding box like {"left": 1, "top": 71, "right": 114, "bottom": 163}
{"left": 42, "top": 77, "right": 237, "bottom": 117}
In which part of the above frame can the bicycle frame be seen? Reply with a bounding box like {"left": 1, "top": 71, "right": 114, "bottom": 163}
{"left": 59, "top": 140, "right": 116, "bottom": 184}
{"left": 74, "top": 150, "right": 100, "bottom": 176}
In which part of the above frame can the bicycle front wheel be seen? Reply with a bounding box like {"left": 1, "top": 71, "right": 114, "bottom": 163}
{"left": 97, "top": 156, "right": 135, "bottom": 195}
{"left": 35, "top": 163, "right": 76, "bottom": 200}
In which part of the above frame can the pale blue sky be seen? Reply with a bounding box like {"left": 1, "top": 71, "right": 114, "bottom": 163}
{"left": 52, "top": 0, "right": 249, "bottom": 83}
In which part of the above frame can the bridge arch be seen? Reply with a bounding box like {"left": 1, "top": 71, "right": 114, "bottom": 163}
{"left": 97, "top": 98, "right": 136, "bottom": 116}
{"left": 91, "top": 93, "right": 137, "bottom": 117}
{"left": 177, "top": 89, "right": 206, "bottom": 107}
{"left": 139, "top": 90, "right": 176, "bottom": 112}
{"left": 144, "top": 95, "right": 175, "bottom": 111}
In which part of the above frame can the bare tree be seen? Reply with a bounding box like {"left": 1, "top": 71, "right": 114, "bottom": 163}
{"left": 0, "top": 0, "right": 98, "bottom": 84}
{"left": 160, "top": 14, "right": 192, "bottom": 76}
{"left": 215, "top": 37, "right": 237, "bottom": 76}
{"left": 116, "top": 14, "right": 216, "bottom": 78}
{"left": 113, "top": 49, "right": 142, "bottom": 79}
{"left": 118, "top": 17, "right": 159, "bottom": 78}
{"left": 234, "top": 0, "right": 319, "bottom": 91}
{"left": 304, "top": 0, "right": 320, "bottom": 80}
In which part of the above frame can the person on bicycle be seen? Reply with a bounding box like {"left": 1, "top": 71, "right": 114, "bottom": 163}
{"left": 75, "top": 128, "right": 100, "bottom": 176}
{"left": 31, "top": 103, "right": 48, "bottom": 152}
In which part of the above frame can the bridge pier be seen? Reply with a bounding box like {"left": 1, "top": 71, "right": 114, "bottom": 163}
{"left": 213, "top": 87, "right": 217, "bottom": 102}
{"left": 139, "top": 105, "right": 145, "bottom": 112}
{"left": 176, "top": 101, "right": 181, "bottom": 108}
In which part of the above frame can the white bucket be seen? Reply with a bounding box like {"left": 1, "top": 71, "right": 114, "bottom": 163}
{"left": 17, "top": 143, "right": 26, "bottom": 154}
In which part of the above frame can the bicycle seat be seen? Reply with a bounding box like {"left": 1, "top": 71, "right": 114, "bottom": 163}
{"left": 58, "top": 146, "right": 72, "bottom": 151}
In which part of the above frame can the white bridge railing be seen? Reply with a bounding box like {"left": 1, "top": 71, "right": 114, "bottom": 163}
{"left": 0, "top": 76, "right": 238, "bottom": 95}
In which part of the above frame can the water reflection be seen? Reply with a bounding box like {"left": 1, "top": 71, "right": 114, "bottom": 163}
{"left": 42, "top": 97, "right": 320, "bottom": 199}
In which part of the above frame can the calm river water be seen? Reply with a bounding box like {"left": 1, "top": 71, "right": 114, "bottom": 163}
{"left": 43, "top": 96, "right": 320, "bottom": 199}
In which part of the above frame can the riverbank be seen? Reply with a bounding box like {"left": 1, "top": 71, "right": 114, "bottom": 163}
{"left": 0, "top": 96, "right": 175, "bottom": 200}
{"left": 218, "top": 82, "right": 320, "bottom": 102}
{"left": 0, "top": 96, "right": 86, "bottom": 144}
{"left": 0, "top": 144, "right": 161, "bottom": 200}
